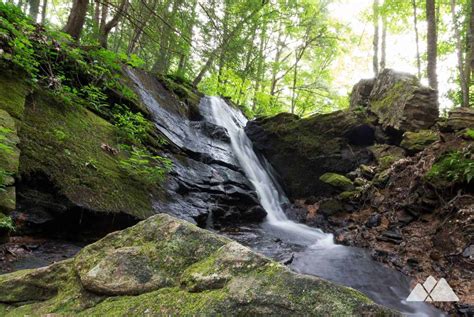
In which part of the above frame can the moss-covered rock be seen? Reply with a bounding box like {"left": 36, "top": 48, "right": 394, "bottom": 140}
{"left": 319, "top": 172, "right": 354, "bottom": 191}
{"left": 0, "top": 108, "right": 20, "bottom": 223}
{"left": 0, "top": 214, "right": 394, "bottom": 316}
{"left": 0, "top": 71, "right": 29, "bottom": 120}
{"left": 367, "top": 69, "right": 438, "bottom": 133}
{"left": 440, "top": 107, "right": 474, "bottom": 131}
{"left": 369, "top": 144, "right": 406, "bottom": 170}
{"left": 246, "top": 111, "right": 374, "bottom": 198}
{"left": 400, "top": 130, "right": 439, "bottom": 153}
{"left": 17, "top": 91, "right": 154, "bottom": 219}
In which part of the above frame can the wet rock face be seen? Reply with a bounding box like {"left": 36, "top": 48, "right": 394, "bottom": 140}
{"left": 128, "top": 69, "right": 265, "bottom": 226}
{"left": 245, "top": 111, "right": 374, "bottom": 199}
{"left": 0, "top": 214, "right": 393, "bottom": 316}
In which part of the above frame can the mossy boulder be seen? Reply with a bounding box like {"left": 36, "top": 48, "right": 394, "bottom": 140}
{"left": 354, "top": 69, "right": 438, "bottom": 134}
{"left": 0, "top": 214, "right": 394, "bottom": 316}
{"left": 0, "top": 71, "right": 29, "bottom": 119}
{"left": 369, "top": 144, "right": 406, "bottom": 170}
{"left": 16, "top": 91, "right": 155, "bottom": 220}
{"left": 319, "top": 173, "right": 354, "bottom": 191}
{"left": 0, "top": 108, "right": 20, "bottom": 222}
{"left": 245, "top": 111, "right": 374, "bottom": 198}
{"left": 400, "top": 130, "right": 439, "bottom": 153}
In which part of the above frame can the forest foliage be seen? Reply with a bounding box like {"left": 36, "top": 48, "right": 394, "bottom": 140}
{"left": 0, "top": 0, "right": 473, "bottom": 117}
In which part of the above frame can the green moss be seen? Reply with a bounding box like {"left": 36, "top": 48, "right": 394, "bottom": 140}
{"left": 379, "top": 155, "right": 397, "bottom": 170}
{"left": 0, "top": 212, "right": 14, "bottom": 231}
{"left": 370, "top": 78, "right": 418, "bottom": 130}
{"left": 0, "top": 71, "right": 29, "bottom": 119}
{"left": 319, "top": 172, "right": 354, "bottom": 191}
{"left": 18, "top": 91, "right": 154, "bottom": 218}
{"left": 400, "top": 130, "right": 438, "bottom": 153}
{"left": 464, "top": 128, "right": 474, "bottom": 140}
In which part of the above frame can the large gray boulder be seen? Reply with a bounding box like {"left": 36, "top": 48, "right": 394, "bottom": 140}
{"left": 0, "top": 213, "right": 394, "bottom": 316}
{"left": 351, "top": 69, "right": 438, "bottom": 133}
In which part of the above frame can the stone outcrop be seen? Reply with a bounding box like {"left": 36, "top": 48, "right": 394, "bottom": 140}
{"left": 0, "top": 214, "right": 393, "bottom": 316}
{"left": 440, "top": 107, "right": 474, "bottom": 131}
{"left": 245, "top": 111, "right": 374, "bottom": 199}
{"left": 0, "top": 71, "right": 28, "bottom": 241}
{"left": 351, "top": 69, "right": 438, "bottom": 134}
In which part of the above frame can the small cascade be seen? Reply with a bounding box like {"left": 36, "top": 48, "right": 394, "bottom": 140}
{"left": 205, "top": 96, "right": 333, "bottom": 246}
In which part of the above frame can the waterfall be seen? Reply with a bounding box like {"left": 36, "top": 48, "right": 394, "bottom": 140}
{"left": 206, "top": 96, "right": 333, "bottom": 246}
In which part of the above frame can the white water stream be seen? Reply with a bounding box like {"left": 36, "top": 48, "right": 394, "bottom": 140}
{"left": 207, "top": 96, "right": 334, "bottom": 246}
{"left": 205, "top": 96, "right": 444, "bottom": 317}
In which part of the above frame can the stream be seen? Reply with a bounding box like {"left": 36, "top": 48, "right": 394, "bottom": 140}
{"left": 206, "top": 96, "right": 444, "bottom": 316}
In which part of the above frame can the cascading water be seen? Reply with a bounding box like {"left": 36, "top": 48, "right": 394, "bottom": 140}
{"left": 125, "top": 67, "right": 443, "bottom": 316}
{"left": 207, "top": 96, "right": 332, "bottom": 246}
{"left": 205, "top": 96, "right": 444, "bottom": 317}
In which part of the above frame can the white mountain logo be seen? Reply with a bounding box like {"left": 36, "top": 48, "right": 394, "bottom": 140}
{"left": 406, "top": 276, "right": 459, "bottom": 302}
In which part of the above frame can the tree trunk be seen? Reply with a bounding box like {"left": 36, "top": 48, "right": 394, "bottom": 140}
{"left": 465, "top": 0, "right": 474, "bottom": 105}
{"left": 412, "top": 0, "right": 422, "bottom": 78}
{"left": 40, "top": 0, "right": 47, "bottom": 23}
{"left": 380, "top": 13, "right": 387, "bottom": 70}
{"left": 451, "top": 0, "right": 469, "bottom": 107}
{"left": 373, "top": 0, "right": 379, "bottom": 76}
{"left": 28, "top": 0, "right": 40, "bottom": 22}
{"left": 426, "top": 0, "right": 438, "bottom": 91}
{"left": 63, "top": 0, "right": 89, "bottom": 40}
{"left": 94, "top": 0, "right": 101, "bottom": 29}
{"left": 99, "top": 0, "right": 129, "bottom": 48}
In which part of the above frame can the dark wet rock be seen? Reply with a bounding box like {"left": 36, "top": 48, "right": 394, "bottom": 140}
{"left": 245, "top": 111, "right": 373, "bottom": 198}
{"left": 366, "top": 214, "right": 381, "bottom": 228}
{"left": 127, "top": 70, "right": 265, "bottom": 226}
{"left": 0, "top": 214, "right": 393, "bottom": 316}
{"left": 378, "top": 228, "right": 403, "bottom": 244}
{"left": 319, "top": 199, "right": 345, "bottom": 217}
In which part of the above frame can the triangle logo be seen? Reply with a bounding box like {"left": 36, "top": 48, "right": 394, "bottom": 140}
{"left": 407, "top": 276, "right": 459, "bottom": 302}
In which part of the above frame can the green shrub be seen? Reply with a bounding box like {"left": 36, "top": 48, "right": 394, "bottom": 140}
{"left": 0, "top": 213, "right": 14, "bottom": 231}
{"left": 119, "top": 147, "right": 172, "bottom": 186}
{"left": 113, "top": 107, "right": 151, "bottom": 143}
{"left": 464, "top": 128, "right": 474, "bottom": 140}
{"left": 426, "top": 148, "right": 474, "bottom": 184}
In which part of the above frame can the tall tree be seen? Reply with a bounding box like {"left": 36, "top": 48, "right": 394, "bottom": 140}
{"left": 40, "top": 0, "right": 47, "bottom": 24}
{"left": 451, "top": 0, "right": 469, "bottom": 107}
{"left": 63, "top": 0, "right": 89, "bottom": 40}
{"left": 466, "top": 0, "right": 474, "bottom": 105}
{"left": 28, "top": 0, "right": 40, "bottom": 22}
{"left": 412, "top": 0, "right": 422, "bottom": 78}
{"left": 98, "top": 0, "right": 129, "bottom": 48}
{"left": 192, "top": 0, "right": 269, "bottom": 87}
{"left": 373, "top": 0, "right": 380, "bottom": 76}
{"left": 380, "top": 13, "right": 387, "bottom": 70}
{"left": 426, "top": 0, "right": 438, "bottom": 91}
